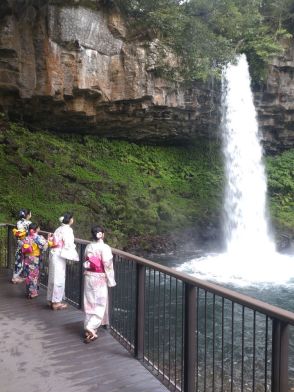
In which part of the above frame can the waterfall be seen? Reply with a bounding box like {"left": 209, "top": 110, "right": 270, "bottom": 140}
{"left": 178, "top": 55, "right": 294, "bottom": 287}
{"left": 221, "top": 54, "right": 276, "bottom": 258}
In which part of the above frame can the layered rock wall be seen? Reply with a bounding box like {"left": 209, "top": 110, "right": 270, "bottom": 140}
{"left": 0, "top": 0, "right": 293, "bottom": 151}
{"left": 255, "top": 38, "right": 294, "bottom": 153}
{"left": 0, "top": 0, "right": 217, "bottom": 143}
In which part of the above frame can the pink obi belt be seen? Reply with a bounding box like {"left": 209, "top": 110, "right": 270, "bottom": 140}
{"left": 87, "top": 255, "right": 105, "bottom": 273}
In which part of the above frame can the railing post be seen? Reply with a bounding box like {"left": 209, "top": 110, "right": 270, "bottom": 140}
{"left": 78, "top": 243, "right": 85, "bottom": 309}
{"left": 134, "top": 263, "right": 145, "bottom": 360}
{"left": 272, "top": 319, "right": 289, "bottom": 392}
{"left": 184, "top": 283, "right": 197, "bottom": 392}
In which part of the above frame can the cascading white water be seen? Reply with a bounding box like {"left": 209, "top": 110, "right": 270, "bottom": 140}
{"left": 222, "top": 54, "right": 276, "bottom": 258}
{"left": 178, "top": 54, "right": 294, "bottom": 286}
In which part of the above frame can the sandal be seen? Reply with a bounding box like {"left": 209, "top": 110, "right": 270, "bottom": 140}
{"left": 28, "top": 293, "right": 39, "bottom": 299}
{"left": 11, "top": 277, "right": 24, "bottom": 284}
{"left": 84, "top": 331, "right": 98, "bottom": 344}
{"left": 51, "top": 302, "right": 68, "bottom": 310}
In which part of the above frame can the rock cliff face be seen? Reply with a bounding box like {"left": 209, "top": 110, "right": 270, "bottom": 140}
{"left": 0, "top": 0, "right": 218, "bottom": 143}
{"left": 0, "top": 0, "right": 293, "bottom": 151}
{"left": 255, "top": 39, "right": 294, "bottom": 153}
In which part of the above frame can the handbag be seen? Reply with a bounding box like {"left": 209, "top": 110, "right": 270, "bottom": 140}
{"left": 60, "top": 247, "right": 79, "bottom": 261}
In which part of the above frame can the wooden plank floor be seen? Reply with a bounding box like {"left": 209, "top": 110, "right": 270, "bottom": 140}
{"left": 0, "top": 271, "right": 168, "bottom": 392}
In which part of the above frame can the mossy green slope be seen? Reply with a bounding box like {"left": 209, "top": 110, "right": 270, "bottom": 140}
{"left": 0, "top": 119, "right": 293, "bottom": 251}
{"left": 0, "top": 120, "right": 224, "bottom": 250}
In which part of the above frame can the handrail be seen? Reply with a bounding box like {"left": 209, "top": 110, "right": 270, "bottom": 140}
{"left": 112, "top": 247, "right": 294, "bottom": 325}
{"left": 2, "top": 222, "right": 293, "bottom": 392}
{"left": 5, "top": 222, "right": 294, "bottom": 324}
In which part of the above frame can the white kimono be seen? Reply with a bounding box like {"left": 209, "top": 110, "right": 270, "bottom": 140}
{"left": 47, "top": 224, "right": 79, "bottom": 303}
{"left": 83, "top": 240, "right": 116, "bottom": 332}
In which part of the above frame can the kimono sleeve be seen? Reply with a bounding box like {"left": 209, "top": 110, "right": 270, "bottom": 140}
{"left": 60, "top": 227, "right": 79, "bottom": 261}
{"left": 102, "top": 244, "right": 116, "bottom": 287}
{"left": 35, "top": 234, "right": 48, "bottom": 251}
{"left": 63, "top": 227, "right": 75, "bottom": 249}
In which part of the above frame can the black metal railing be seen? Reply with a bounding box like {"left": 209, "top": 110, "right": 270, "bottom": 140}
{"left": 1, "top": 223, "right": 294, "bottom": 392}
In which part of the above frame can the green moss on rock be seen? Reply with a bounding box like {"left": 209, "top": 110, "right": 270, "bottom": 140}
{"left": 0, "top": 117, "right": 293, "bottom": 252}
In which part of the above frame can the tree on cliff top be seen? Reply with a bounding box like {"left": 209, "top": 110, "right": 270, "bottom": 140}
{"left": 114, "top": 0, "right": 293, "bottom": 82}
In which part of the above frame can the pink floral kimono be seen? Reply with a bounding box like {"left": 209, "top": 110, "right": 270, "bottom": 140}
{"left": 83, "top": 240, "right": 116, "bottom": 335}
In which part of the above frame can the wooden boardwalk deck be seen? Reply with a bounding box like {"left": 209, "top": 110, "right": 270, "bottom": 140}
{"left": 0, "top": 271, "right": 168, "bottom": 392}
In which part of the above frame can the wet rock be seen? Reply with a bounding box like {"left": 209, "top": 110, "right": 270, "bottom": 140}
{"left": 0, "top": 1, "right": 219, "bottom": 144}
{"left": 255, "top": 38, "right": 294, "bottom": 154}
{"left": 0, "top": 1, "right": 293, "bottom": 151}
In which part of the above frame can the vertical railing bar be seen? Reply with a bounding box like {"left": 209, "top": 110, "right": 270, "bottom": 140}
{"left": 204, "top": 290, "right": 207, "bottom": 391}
{"left": 168, "top": 276, "right": 172, "bottom": 385}
{"left": 78, "top": 244, "right": 84, "bottom": 309}
{"left": 175, "top": 278, "right": 178, "bottom": 388}
{"left": 122, "top": 258, "right": 126, "bottom": 340}
{"left": 196, "top": 287, "right": 199, "bottom": 392}
{"left": 121, "top": 258, "right": 124, "bottom": 338}
{"left": 241, "top": 306, "right": 245, "bottom": 392}
{"left": 272, "top": 319, "right": 289, "bottom": 392}
{"left": 148, "top": 267, "right": 152, "bottom": 364}
{"left": 129, "top": 261, "right": 133, "bottom": 346}
{"left": 114, "top": 259, "right": 119, "bottom": 336}
{"left": 115, "top": 256, "right": 121, "bottom": 333}
{"left": 152, "top": 268, "right": 156, "bottom": 370}
{"left": 253, "top": 311, "right": 256, "bottom": 392}
{"left": 124, "top": 259, "right": 128, "bottom": 342}
{"left": 265, "top": 315, "right": 268, "bottom": 392}
{"left": 125, "top": 260, "right": 129, "bottom": 341}
{"left": 126, "top": 261, "right": 130, "bottom": 345}
{"left": 181, "top": 281, "right": 185, "bottom": 392}
{"left": 143, "top": 264, "right": 147, "bottom": 360}
{"left": 221, "top": 297, "right": 224, "bottom": 392}
{"left": 134, "top": 263, "right": 145, "bottom": 360}
{"left": 117, "top": 257, "right": 121, "bottom": 334}
{"left": 110, "top": 256, "right": 116, "bottom": 330}
{"left": 147, "top": 267, "right": 151, "bottom": 364}
{"left": 212, "top": 294, "right": 216, "bottom": 392}
{"left": 157, "top": 271, "right": 161, "bottom": 376}
{"left": 183, "top": 282, "right": 196, "bottom": 392}
{"left": 163, "top": 273, "right": 166, "bottom": 381}
{"left": 77, "top": 246, "right": 81, "bottom": 304}
{"left": 132, "top": 261, "right": 136, "bottom": 346}
{"left": 231, "top": 302, "right": 234, "bottom": 392}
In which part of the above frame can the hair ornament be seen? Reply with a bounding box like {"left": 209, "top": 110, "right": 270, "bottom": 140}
{"left": 59, "top": 216, "right": 64, "bottom": 223}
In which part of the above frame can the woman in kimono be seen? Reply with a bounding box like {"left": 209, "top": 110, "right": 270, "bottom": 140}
{"left": 47, "top": 213, "right": 79, "bottom": 310}
{"left": 11, "top": 208, "right": 32, "bottom": 284}
{"left": 83, "top": 225, "right": 116, "bottom": 343}
{"left": 21, "top": 223, "right": 48, "bottom": 298}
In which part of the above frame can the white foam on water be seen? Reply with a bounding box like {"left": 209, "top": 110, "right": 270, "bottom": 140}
{"left": 178, "top": 252, "right": 294, "bottom": 287}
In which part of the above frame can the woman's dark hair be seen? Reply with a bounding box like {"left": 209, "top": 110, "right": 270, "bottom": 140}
{"left": 61, "top": 212, "right": 73, "bottom": 224}
{"left": 28, "top": 223, "right": 39, "bottom": 232}
{"left": 91, "top": 225, "right": 104, "bottom": 241}
{"left": 19, "top": 209, "right": 31, "bottom": 220}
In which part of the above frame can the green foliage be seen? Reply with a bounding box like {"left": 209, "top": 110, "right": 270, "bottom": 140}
{"left": 0, "top": 121, "right": 223, "bottom": 248}
{"left": 266, "top": 149, "right": 294, "bottom": 234}
{"left": 115, "top": 0, "right": 292, "bottom": 82}
{"left": 0, "top": 120, "right": 293, "bottom": 247}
